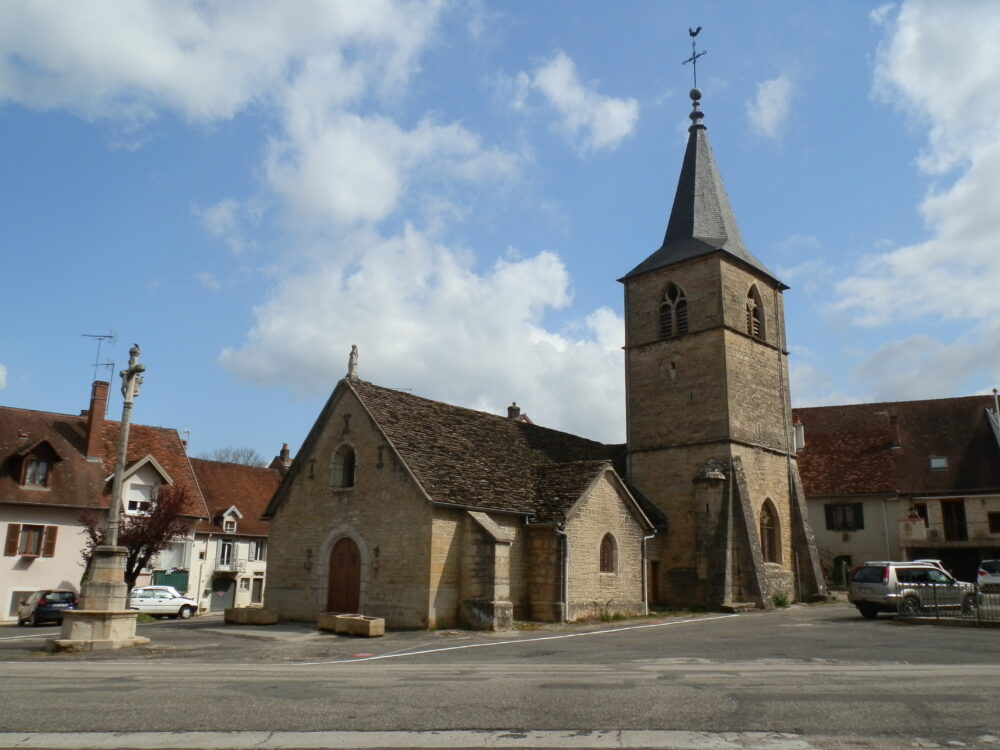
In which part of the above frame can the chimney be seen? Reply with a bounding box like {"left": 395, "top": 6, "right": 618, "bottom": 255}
{"left": 85, "top": 381, "right": 109, "bottom": 459}
{"left": 507, "top": 402, "right": 521, "bottom": 420}
{"left": 280, "top": 442, "right": 290, "bottom": 467}
{"left": 792, "top": 413, "right": 805, "bottom": 453}
{"left": 889, "top": 415, "right": 901, "bottom": 449}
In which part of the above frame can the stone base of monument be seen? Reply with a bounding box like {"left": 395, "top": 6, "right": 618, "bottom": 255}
{"left": 47, "top": 609, "right": 149, "bottom": 652}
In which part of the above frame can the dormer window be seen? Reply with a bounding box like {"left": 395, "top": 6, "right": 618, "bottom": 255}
{"left": 125, "top": 483, "right": 154, "bottom": 515}
{"left": 746, "top": 286, "right": 764, "bottom": 339}
{"left": 224, "top": 519, "right": 237, "bottom": 534}
{"left": 22, "top": 458, "right": 50, "bottom": 487}
{"left": 332, "top": 444, "right": 356, "bottom": 489}
{"left": 659, "top": 283, "right": 688, "bottom": 339}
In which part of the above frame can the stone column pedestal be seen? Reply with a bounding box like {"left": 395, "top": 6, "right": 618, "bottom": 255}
{"left": 48, "top": 545, "right": 148, "bottom": 652}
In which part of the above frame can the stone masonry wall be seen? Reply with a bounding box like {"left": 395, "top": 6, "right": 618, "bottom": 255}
{"left": 564, "top": 474, "right": 645, "bottom": 620}
{"left": 265, "top": 387, "right": 434, "bottom": 628}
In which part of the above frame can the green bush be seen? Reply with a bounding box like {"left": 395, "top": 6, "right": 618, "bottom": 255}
{"left": 772, "top": 592, "right": 791, "bottom": 608}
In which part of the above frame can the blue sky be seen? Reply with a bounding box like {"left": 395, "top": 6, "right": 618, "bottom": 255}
{"left": 2, "top": 1, "right": 998, "bottom": 459}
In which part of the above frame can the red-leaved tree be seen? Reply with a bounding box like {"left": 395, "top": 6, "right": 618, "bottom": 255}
{"left": 80, "top": 484, "right": 192, "bottom": 594}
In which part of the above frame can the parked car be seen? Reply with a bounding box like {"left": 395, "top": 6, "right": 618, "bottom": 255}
{"left": 978, "top": 560, "right": 1000, "bottom": 594}
{"left": 134, "top": 584, "right": 187, "bottom": 598}
{"left": 128, "top": 586, "right": 198, "bottom": 619}
{"left": 848, "top": 561, "right": 977, "bottom": 619}
{"left": 17, "top": 590, "right": 78, "bottom": 626}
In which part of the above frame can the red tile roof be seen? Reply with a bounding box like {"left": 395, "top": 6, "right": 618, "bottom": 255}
{"left": 794, "top": 395, "right": 1000, "bottom": 497}
{"left": 189, "top": 458, "right": 280, "bottom": 537}
{"left": 0, "top": 402, "right": 208, "bottom": 519}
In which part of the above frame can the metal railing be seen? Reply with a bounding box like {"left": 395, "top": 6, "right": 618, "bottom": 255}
{"left": 895, "top": 581, "right": 1000, "bottom": 625}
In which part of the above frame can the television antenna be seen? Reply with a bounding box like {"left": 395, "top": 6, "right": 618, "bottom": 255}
{"left": 82, "top": 330, "right": 117, "bottom": 383}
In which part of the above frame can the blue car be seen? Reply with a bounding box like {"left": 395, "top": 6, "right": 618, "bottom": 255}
{"left": 17, "top": 590, "right": 78, "bottom": 626}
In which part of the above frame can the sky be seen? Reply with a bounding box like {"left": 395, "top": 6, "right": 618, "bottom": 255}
{"left": 2, "top": 1, "right": 999, "bottom": 460}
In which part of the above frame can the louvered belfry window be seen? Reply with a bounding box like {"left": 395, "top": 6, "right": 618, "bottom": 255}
{"left": 746, "top": 286, "right": 763, "bottom": 339}
{"left": 659, "top": 283, "right": 688, "bottom": 339}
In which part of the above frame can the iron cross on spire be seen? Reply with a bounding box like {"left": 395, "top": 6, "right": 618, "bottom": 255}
{"left": 682, "top": 26, "right": 706, "bottom": 88}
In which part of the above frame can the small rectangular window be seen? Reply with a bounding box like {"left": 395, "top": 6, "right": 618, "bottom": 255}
{"left": 23, "top": 459, "right": 50, "bottom": 487}
{"left": 988, "top": 512, "right": 1000, "bottom": 534}
{"left": 249, "top": 541, "right": 266, "bottom": 561}
{"left": 239, "top": 578, "right": 250, "bottom": 591}
{"left": 223, "top": 520, "right": 236, "bottom": 533}
{"left": 824, "top": 503, "right": 864, "bottom": 531}
{"left": 17, "top": 525, "right": 44, "bottom": 556}
{"left": 929, "top": 456, "right": 948, "bottom": 470}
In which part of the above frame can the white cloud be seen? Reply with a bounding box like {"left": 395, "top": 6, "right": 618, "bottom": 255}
{"left": 220, "top": 226, "right": 626, "bottom": 442}
{"left": 0, "top": 364, "right": 6, "bottom": 390}
{"left": 506, "top": 51, "right": 639, "bottom": 154}
{"left": 856, "top": 324, "right": 1000, "bottom": 402}
{"left": 195, "top": 272, "right": 222, "bottom": 291}
{"left": 746, "top": 74, "right": 793, "bottom": 139}
{"left": 195, "top": 199, "right": 255, "bottom": 255}
{"left": 837, "top": 1, "right": 1000, "bottom": 327}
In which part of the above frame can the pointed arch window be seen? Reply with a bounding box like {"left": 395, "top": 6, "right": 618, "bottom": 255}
{"left": 760, "top": 499, "right": 780, "bottom": 563}
{"left": 746, "top": 286, "right": 764, "bottom": 340}
{"left": 331, "top": 444, "right": 356, "bottom": 489}
{"left": 659, "top": 283, "right": 689, "bottom": 339}
{"left": 599, "top": 533, "right": 618, "bottom": 573}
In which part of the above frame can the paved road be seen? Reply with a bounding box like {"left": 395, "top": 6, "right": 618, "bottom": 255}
{"left": 1, "top": 602, "right": 999, "bottom": 749}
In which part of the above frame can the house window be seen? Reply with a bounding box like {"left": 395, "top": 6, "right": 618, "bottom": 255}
{"left": 3, "top": 524, "right": 58, "bottom": 558}
{"left": 989, "top": 512, "right": 1000, "bottom": 534}
{"left": 824, "top": 503, "right": 865, "bottom": 531}
{"left": 125, "top": 483, "right": 154, "bottom": 515}
{"left": 223, "top": 519, "right": 236, "bottom": 534}
{"left": 599, "top": 534, "right": 617, "bottom": 573}
{"left": 929, "top": 456, "right": 948, "bottom": 470}
{"left": 659, "top": 283, "right": 688, "bottom": 339}
{"left": 218, "top": 540, "right": 234, "bottom": 568}
{"left": 941, "top": 499, "right": 967, "bottom": 541}
{"left": 249, "top": 540, "right": 266, "bottom": 561}
{"left": 912, "top": 503, "right": 929, "bottom": 528}
{"left": 746, "top": 286, "right": 764, "bottom": 339}
{"left": 760, "top": 500, "right": 780, "bottom": 563}
{"left": 331, "top": 444, "right": 356, "bottom": 489}
{"left": 22, "top": 458, "right": 50, "bottom": 487}
{"left": 251, "top": 574, "right": 264, "bottom": 604}
{"left": 239, "top": 578, "right": 250, "bottom": 591}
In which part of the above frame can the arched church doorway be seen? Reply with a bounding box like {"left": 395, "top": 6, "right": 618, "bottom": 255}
{"left": 327, "top": 537, "right": 361, "bottom": 613}
{"left": 210, "top": 575, "right": 235, "bottom": 611}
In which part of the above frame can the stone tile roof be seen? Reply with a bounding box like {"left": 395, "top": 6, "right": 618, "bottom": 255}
{"left": 350, "top": 379, "right": 622, "bottom": 521}
{"left": 190, "top": 458, "right": 280, "bottom": 537}
{"left": 794, "top": 395, "right": 1000, "bottom": 497}
{"left": 0, "top": 403, "right": 208, "bottom": 519}
{"left": 620, "top": 118, "right": 784, "bottom": 288}
{"left": 266, "top": 379, "right": 650, "bottom": 526}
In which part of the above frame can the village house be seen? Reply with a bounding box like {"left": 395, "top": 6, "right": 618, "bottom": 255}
{"left": 1, "top": 381, "right": 209, "bottom": 621}
{"left": 187, "top": 457, "right": 283, "bottom": 611}
{"left": 795, "top": 395, "right": 1000, "bottom": 584}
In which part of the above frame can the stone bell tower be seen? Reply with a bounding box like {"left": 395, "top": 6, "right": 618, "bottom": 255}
{"left": 619, "top": 87, "right": 825, "bottom": 609}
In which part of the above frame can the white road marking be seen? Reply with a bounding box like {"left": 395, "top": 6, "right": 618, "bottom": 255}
{"left": 292, "top": 614, "right": 738, "bottom": 666}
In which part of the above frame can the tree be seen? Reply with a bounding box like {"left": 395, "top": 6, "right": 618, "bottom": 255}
{"left": 80, "top": 484, "right": 193, "bottom": 594}
{"left": 201, "top": 446, "right": 266, "bottom": 466}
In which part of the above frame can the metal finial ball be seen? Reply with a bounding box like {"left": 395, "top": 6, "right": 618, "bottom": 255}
{"left": 690, "top": 88, "right": 702, "bottom": 102}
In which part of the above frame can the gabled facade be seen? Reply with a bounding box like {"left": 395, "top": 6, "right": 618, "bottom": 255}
{"left": 795, "top": 395, "right": 1000, "bottom": 583}
{"left": 1, "top": 381, "right": 209, "bottom": 621}
{"left": 264, "top": 376, "right": 655, "bottom": 629}
{"left": 188, "top": 458, "right": 281, "bottom": 611}
{"left": 619, "top": 89, "right": 825, "bottom": 609}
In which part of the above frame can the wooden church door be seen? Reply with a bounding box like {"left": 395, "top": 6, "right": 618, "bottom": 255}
{"left": 327, "top": 537, "right": 361, "bottom": 613}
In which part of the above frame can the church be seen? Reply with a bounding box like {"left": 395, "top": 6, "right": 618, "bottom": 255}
{"left": 262, "top": 86, "right": 826, "bottom": 629}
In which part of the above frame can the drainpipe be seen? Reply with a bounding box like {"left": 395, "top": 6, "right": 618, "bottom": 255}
{"left": 881, "top": 499, "right": 891, "bottom": 560}
{"left": 641, "top": 531, "right": 656, "bottom": 615}
{"left": 555, "top": 523, "right": 569, "bottom": 623}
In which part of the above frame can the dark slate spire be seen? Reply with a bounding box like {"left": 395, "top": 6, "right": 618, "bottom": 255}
{"left": 621, "top": 89, "right": 785, "bottom": 288}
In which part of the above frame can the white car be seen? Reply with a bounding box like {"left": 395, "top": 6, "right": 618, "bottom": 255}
{"left": 978, "top": 560, "right": 1000, "bottom": 594}
{"left": 129, "top": 586, "right": 198, "bottom": 619}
